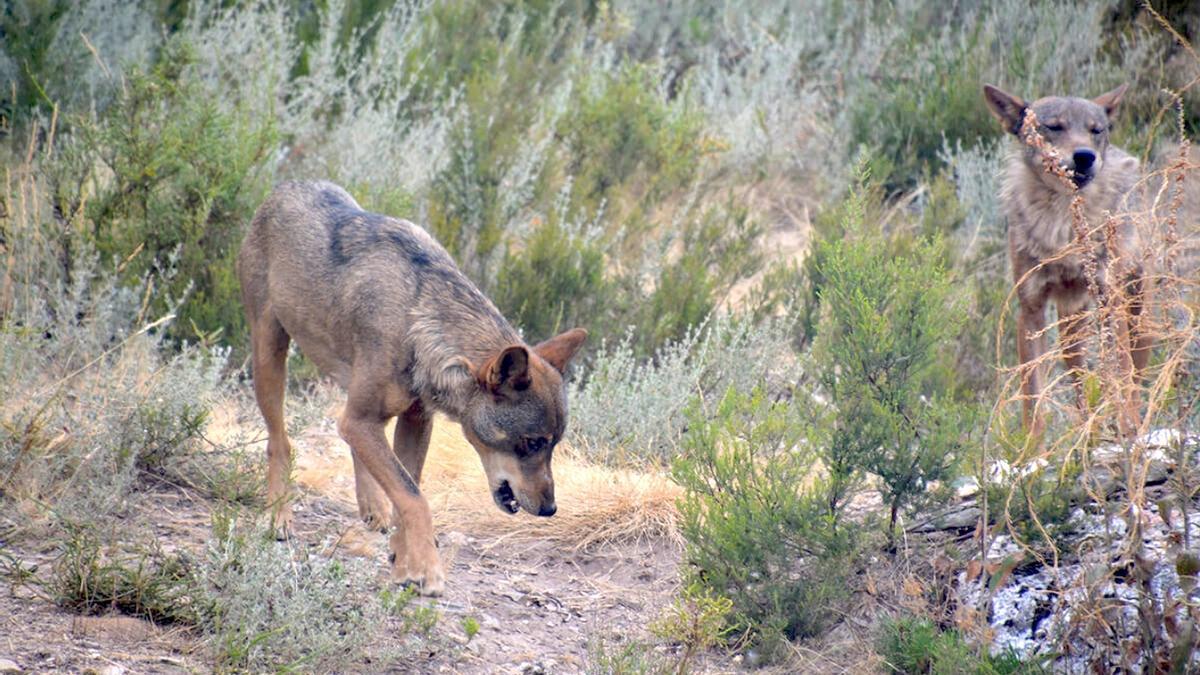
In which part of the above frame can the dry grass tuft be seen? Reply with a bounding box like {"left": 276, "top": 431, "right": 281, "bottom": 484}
{"left": 290, "top": 412, "right": 682, "bottom": 552}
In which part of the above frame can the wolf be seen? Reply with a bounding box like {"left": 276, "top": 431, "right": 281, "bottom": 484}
{"left": 983, "top": 83, "right": 1148, "bottom": 434}
{"left": 237, "top": 181, "right": 587, "bottom": 595}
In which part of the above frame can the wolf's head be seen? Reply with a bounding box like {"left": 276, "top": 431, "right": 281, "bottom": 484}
{"left": 984, "top": 83, "right": 1128, "bottom": 192}
{"left": 456, "top": 328, "right": 587, "bottom": 518}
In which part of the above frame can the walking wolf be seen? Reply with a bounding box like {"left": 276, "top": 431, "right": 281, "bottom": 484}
{"left": 238, "top": 181, "right": 586, "bottom": 595}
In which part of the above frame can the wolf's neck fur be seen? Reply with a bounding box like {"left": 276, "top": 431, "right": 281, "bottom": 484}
{"left": 1002, "top": 145, "right": 1139, "bottom": 261}
{"left": 406, "top": 299, "right": 522, "bottom": 419}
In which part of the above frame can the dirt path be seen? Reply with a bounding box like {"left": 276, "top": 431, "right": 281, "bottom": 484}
{"left": 293, "top": 413, "right": 687, "bottom": 673}
{"left": 0, "top": 411, "right": 690, "bottom": 674}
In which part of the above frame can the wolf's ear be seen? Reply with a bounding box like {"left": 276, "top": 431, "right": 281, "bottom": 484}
{"left": 1093, "top": 83, "right": 1129, "bottom": 119}
{"left": 983, "top": 84, "right": 1027, "bottom": 135}
{"left": 480, "top": 345, "right": 531, "bottom": 392}
{"left": 533, "top": 328, "right": 588, "bottom": 374}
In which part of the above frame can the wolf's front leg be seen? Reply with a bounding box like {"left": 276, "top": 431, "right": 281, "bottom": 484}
{"left": 350, "top": 449, "right": 393, "bottom": 533}
{"left": 1016, "top": 301, "right": 1049, "bottom": 436}
{"left": 338, "top": 412, "right": 445, "bottom": 596}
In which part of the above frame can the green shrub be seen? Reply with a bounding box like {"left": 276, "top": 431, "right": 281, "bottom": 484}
{"left": 649, "top": 583, "right": 734, "bottom": 674}
{"left": 921, "top": 145, "right": 1014, "bottom": 399}
{"left": 794, "top": 164, "right": 892, "bottom": 348}
{"left": 562, "top": 62, "right": 707, "bottom": 211}
{"left": 878, "top": 616, "right": 1043, "bottom": 674}
{"left": 850, "top": 33, "right": 996, "bottom": 190}
{"left": 493, "top": 214, "right": 610, "bottom": 343}
{"left": 420, "top": 1, "right": 578, "bottom": 287}
{"left": 810, "top": 179, "right": 976, "bottom": 540}
{"left": 52, "top": 522, "right": 207, "bottom": 626}
{"left": 76, "top": 41, "right": 276, "bottom": 344}
{"left": 672, "top": 387, "right": 857, "bottom": 653}
{"left": 0, "top": 0, "right": 158, "bottom": 122}
{"left": 585, "top": 634, "right": 672, "bottom": 675}
{"left": 425, "top": 109, "right": 512, "bottom": 284}
{"left": 630, "top": 202, "right": 762, "bottom": 355}
{"left": 0, "top": 0, "right": 69, "bottom": 119}
{"left": 380, "top": 585, "right": 440, "bottom": 635}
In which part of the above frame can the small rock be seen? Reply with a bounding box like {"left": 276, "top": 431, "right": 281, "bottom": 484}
{"left": 910, "top": 505, "right": 981, "bottom": 532}
{"left": 0, "top": 659, "right": 21, "bottom": 674}
{"left": 515, "top": 661, "right": 545, "bottom": 675}
{"left": 952, "top": 475, "right": 980, "bottom": 499}
{"left": 1146, "top": 459, "right": 1170, "bottom": 485}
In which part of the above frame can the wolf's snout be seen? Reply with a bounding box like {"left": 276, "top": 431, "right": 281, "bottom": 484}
{"left": 537, "top": 501, "right": 557, "bottom": 517}
{"left": 1072, "top": 148, "right": 1096, "bottom": 172}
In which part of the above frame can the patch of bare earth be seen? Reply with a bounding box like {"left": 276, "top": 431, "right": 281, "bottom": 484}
{"left": 1, "top": 408, "right": 694, "bottom": 673}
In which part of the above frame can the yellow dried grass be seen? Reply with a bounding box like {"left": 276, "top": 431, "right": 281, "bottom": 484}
{"left": 290, "top": 412, "right": 682, "bottom": 552}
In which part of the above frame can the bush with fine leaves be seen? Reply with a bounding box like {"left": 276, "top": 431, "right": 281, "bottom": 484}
{"left": 810, "top": 182, "right": 977, "bottom": 539}
{"left": 672, "top": 387, "right": 855, "bottom": 654}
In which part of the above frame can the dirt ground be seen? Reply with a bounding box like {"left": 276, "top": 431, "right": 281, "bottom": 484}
{"left": 0, "top": 408, "right": 703, "bottom": 674}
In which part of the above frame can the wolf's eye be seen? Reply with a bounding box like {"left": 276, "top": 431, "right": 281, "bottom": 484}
{"left": 522, "top": 437, "right": 548, "bottom": 454}
{"left": 1090, "top": 126, "right": 1104, "bottom": 136}
{"left": 1043, "top": 123, "right": 1064, "bottom": 133}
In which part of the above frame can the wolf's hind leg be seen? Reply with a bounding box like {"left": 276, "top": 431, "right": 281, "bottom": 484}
{"left": 251, "top": 315, "right": 295, "bottom": 538}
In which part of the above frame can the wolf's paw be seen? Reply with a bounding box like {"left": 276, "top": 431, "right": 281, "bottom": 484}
{"left": 270, "top": 506, "right": 295, "bottom": 541}
{"left": 389, "top": 532, "right": 444, "bottom": 596}
{"left": 359, "top": 508, "right": 392, "bottom": 534}
{"left": 356, "top": 494, "right": 393, "bottom": 534}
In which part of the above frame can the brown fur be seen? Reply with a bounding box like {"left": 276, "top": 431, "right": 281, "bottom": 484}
{"left": 237, "top": 181, "right": 586, "bottom": 595}
{"left": 984, "top": 84, "right": 1149, "bottom": 434}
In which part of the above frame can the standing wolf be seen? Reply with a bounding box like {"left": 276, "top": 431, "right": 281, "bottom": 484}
{"left": 983, "top": 83, "right": 1147, "bottom": 433}
{"left": 237, "top": 181, "right": 587, "bottom": 595}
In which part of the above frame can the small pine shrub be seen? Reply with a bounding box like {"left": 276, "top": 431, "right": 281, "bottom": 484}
{"left": 793, "top": 156, "right": 895, "bottom": 348}
{"left": 649, "top": 583, "right": 734, "bottom": 674}
{"left": 672, "top": 387, "right": 857, "bottom": 654}
{"left": 585, "top": 634, "right": 672, "bottom": 675}
{"left": 810, "top": 177, "right": 977, "bottom": 539}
